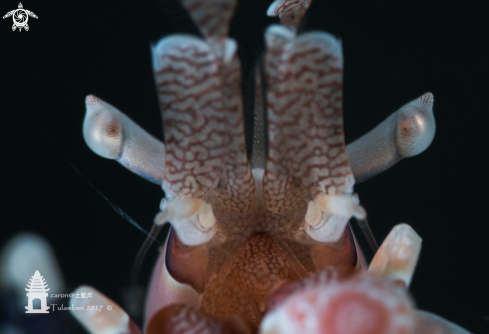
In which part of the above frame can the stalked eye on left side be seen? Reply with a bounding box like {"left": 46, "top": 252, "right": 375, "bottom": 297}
{"left": 83, "top": 95, "right": 166, "bottom": 185}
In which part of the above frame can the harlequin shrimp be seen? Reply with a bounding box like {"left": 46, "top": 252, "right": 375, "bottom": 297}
{"left": 66, "top": 0, "right": 472, "bottom": 333}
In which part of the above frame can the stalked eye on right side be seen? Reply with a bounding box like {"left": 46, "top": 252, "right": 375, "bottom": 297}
{"left": 395, "top": 93, "right": 436, "bottom": 158}
{"left": 346, "top": 93, "right": 436, "bottom": 183}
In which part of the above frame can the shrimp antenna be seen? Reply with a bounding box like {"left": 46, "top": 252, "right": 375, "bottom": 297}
{"left": 34, "top": 114, "right": 162, "bottom": 245}
{"left": 131, "top": 223, "right": 165, "bottom": 285}
{"left": 356, "top": 218, "right": 379, "bottom": 253}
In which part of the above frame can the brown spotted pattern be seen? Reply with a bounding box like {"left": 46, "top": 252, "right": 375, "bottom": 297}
{"left": 215, "top": 205, "right": 306, "bottom": 233}
{"left": 206, "top": 239, "right": 240, "bottom": 277}
{"left": 265, "top": 266, "right": 355, "bottom": 312}
{"left": 280, "top": 239, "right": 317, "bottom": 273}
{"left": 201, "top": 234, "right": 301, "bottom": 330}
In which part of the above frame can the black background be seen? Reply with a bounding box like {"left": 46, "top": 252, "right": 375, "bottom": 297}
{"left": 1, "top": 0, "right": 488, "bottom": 333}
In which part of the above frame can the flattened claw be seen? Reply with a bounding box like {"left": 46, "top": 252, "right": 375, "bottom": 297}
{"left": 83, "top": 95, "right": 166, "bottom": 185}
{"left": 153, "top": 34, "right": 255, "bottom": 213}
{"left": 347, "top": 93, "right": 436, "bottom": 183}
{"left": 153, "top": 35, "right": 225, "bottom": 200}
{"left": 208, "top": 37, "right": 256, "bottom": 214}
{"left": 262, "top": 28, "right": 310, "bottom": 212}
{"left": 263, "top": 31, "right": 355, "bottom": 214}
{"left": 368, "top": 223, "right": 422, "bottom": 287}
{"left": 280, "top": 33, "right": 353, "bottom": 197}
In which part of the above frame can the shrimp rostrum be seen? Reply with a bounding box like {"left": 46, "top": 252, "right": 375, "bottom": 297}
{"left": 72, "top": 0, "right": 472, "bottom": 333}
